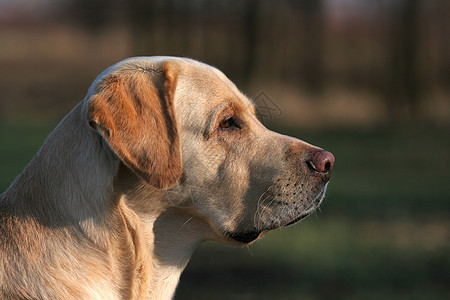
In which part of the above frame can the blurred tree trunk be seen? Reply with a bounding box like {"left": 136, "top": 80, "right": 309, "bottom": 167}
{"left": 242, "top": 0, "right": 261, "bottom": 86}
{"left": 127, "top": 0, "right": 158, "bottom": 55}
{"left": 436, "top": 0, "right": 450, "bottom": 86}
{"left": 67, "top": 0, "right": 110, "bottom": 35}
{"left": 293, "top": 0, "right": 325, "bottom": 94}
{"left": 385, "top": 0, "right": 421, "bottom": 121}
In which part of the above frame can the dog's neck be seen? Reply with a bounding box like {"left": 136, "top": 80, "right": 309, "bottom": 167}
{"left": 116, "top": 165, "right": 212, "bottom": 299}
{"left": 146, "top": 208, "right": 209, "bottom": 299}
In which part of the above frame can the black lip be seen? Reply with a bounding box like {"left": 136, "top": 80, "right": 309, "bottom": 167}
{"left": 226, "top": 231, "right": 262, "bottom": 244}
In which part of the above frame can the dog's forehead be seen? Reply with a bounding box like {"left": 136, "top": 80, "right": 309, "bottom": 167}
{"left": 94, "top": 56, "right": 254, "bottom": 109}
{"left": 174, "top": 58, "right": 254, "bottom": 111}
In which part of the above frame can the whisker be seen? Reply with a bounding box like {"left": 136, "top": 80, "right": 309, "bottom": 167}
{"left": 177, "top": 217, "right": 193, "bottom": 232}
{"left": 258, "top": 195, "right": 275, "bottom": 227}
{"left": 256, "top": 193, "right": 273, "bottom": 229}
{"left": 246, "top": 245, "right": 254, "bottom": 256}
{"left": 253, "top": 185, "right": 273, "bottom": 228}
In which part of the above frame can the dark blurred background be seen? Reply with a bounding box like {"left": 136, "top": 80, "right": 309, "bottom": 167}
{"left": 0, "top": 0, "right": 449, "bottom": 299}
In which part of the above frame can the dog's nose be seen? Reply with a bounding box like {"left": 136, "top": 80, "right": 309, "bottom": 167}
{"left": 306, "top": 150, "right": 335, "bottom": 175}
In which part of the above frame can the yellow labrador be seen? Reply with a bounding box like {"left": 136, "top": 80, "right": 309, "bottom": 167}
{"left": 0, "top": 57, "right": 334, "bottom": 299}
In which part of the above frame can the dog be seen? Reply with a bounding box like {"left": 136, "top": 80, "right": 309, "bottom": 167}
{"left": 0, "top": 56, "right": 334, "bottom": 299}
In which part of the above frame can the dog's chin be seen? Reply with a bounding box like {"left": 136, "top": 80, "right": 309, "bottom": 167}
{"left": 226, "top": 231, "right": 266, "bottom": 244}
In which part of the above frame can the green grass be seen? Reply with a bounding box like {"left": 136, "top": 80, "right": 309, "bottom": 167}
{"left": 178, "top": 218, "right": 449, "bottom": 299}
{"left": 1, "top": 122, "right": 449, "bottom": 299}
{"left": 0, "top": 121, "right": 58, "bottom": 192}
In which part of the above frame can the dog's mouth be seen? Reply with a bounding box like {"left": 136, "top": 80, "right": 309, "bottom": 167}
{"left": 285, "top": 199, "right": 323, "bottom": 226}
{"left": 226, "top": 231, "right": 266, "bottom": 244}
{"left": 284, "top": 188, "right": 326, "bottom": 226}
{"left": 226, "top": 189, "right": 326, "bottom": 244}
{"left": 284, "top": 212, "right": 311, "bottom": 226}
{"left": 225, "top": 210, "right": 312, "bottom": 244}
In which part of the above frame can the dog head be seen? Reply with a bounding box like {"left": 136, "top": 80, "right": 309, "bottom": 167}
{"left": 86, "top": 57, "right": 334, "bottom": 245}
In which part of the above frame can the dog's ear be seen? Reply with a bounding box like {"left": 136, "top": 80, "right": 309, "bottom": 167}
{"left": 87, "top": 62, "right": 181, "bottom": 189}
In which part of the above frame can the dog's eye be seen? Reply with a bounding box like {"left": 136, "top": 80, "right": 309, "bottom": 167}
{"left": 219, "top": 117, "right": 234, "bottom": 129}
